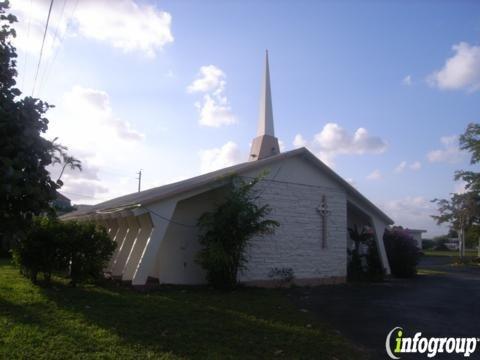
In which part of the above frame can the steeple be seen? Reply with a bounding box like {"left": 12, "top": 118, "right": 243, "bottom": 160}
{"left": 249, "top": 51, "right": 280, "bottom": 161}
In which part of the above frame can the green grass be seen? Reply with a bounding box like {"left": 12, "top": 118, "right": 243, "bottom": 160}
{"left": 0, "top": 259, "right": 363, "bottom": 359}
{"left": 423, "top": 249, "right": 478, "bottom": 257}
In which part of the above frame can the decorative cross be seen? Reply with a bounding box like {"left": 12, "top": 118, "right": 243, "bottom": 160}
{"left": 316, "top": 195, "right": 330, "bottom": 249}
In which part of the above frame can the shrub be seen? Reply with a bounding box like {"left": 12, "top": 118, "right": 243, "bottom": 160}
{"left": 347, "top": 226, "right": 384, "bottom": 282}
{"left": 197, "top": 176, "right": 279, "bottom": 290}
{"left": 13, "top": 217, "right": 115, "bottom": 286}
{"left": 12, "top": 217, "right": 62, "bottom": 283}
{"left": 383, "top": 228, "right": 420, "bottom": 278}
{"left": 59, "top": 221, "right": 116, "bottom": 286}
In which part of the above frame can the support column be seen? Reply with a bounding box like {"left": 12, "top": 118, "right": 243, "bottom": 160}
{"left": 132, "top": 201, "right": 177, "bottom": 286}
{"left": 371, "top": 217, "right": 391, "bottom": 275}
{"left": 105, "top": 217, "right": 120, "bottom": 272}
{"left": 110, "top": 217, "right": 129, "bottom": 276}
{"left": 112, "top": 216, "right": 140, "bottom": 278}
{"left": 122, "top": 213, "right": 154, "bottom": 281}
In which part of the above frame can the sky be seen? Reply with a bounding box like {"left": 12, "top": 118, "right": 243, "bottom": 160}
{"left": 7, "top": 0, "right": 480, "bottom": 237}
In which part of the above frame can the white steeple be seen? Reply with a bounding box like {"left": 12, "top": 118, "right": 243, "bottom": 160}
{"left": 249, "top": 51, "right": 280, "bottom": 161}
{"left": 257, "top": 50, "right": 275, "bottom": 136}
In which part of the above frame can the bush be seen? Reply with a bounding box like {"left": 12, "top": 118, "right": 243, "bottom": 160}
{"left": 12, "top": 217, "right": 62, "bottom": 283}
{"left": 383, "top": 228, "right": 420, "bottom": 278}
{"left": 347, "top": 226, "right": 384, "bottom": 282}
{"left": 197, "top": 176, "right": 279, "bottom": 290}
{"left": 59, "top": 221, "right": 116, "bottom": 286}
{"left": 13, "top": 217, "right": 115, "bottom": 285}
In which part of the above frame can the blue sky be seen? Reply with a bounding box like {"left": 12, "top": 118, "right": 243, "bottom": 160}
{"left": 9, "top": 0, "right": 480, "bottom": 236}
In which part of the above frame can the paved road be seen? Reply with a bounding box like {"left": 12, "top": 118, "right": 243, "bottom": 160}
{"left": 290, "top": 257, "right": 480, "bottom": 359}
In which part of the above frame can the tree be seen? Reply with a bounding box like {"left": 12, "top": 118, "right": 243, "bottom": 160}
{"left": 455, "top": 123, "right": 480, "bottom": 192}
{"left": 0, "top": 2, "right": 79, "bottom": 242}
{"left": 432, "top": 192, "right": 480, "bottom": 258}
{"left": 196, "top": 176, "right": 279, "bottom": 289}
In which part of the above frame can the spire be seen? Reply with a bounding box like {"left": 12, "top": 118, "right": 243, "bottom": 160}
{"left": 257, "top": 50, "right": 275, "bottom": 136}
{"left": 249, "top": 50, "right": 280, "bottom": 161}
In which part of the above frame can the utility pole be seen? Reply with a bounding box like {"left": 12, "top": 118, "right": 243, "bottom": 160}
{"left": 136, "top": 169, "right": 142, "bottom": 192}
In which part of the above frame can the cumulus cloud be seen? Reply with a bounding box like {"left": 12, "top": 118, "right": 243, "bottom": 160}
{"left": 427, "top": 135, "right": 465, "bottom": 164}
{"left": 394, "top": 160, "right": 421, "bottom": 173}
{"left": 366, "top": 169, "right": 382, "bottom": 181}
{"left": 188, "top": 65, "right": 236, "bottom": 127}
{"left": 199, "top": 141, "right": 242, "bottom": 173}
{"left": 428, "top": 42, "right": 480, "bottom": 92}
{"left": 64, "top": 86, "right": 144, "bottom": 141}
{"left": 10, "top": 0, "right": 173, "bottom": 58}
{"left": 292, "top": 123, "right": 387, "bottom": 166}
{"left": 382, "top": 196, "right": 447, "bottom": 237}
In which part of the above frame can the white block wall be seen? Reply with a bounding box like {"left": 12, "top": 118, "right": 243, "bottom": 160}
{"left": 239, "top": 179, "right": 347, "bottom": 282}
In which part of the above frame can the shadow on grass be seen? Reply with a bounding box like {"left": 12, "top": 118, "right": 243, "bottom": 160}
{"left": 35, "top": 280, "right": 357, "bottom": 359}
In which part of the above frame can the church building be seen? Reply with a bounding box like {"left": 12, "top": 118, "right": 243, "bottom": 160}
{"left": 62, "top": 52, "right": 394, "bottom": 287}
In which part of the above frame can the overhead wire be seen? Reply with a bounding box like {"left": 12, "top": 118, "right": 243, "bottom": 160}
{"left": 38, "top": 0, "right": 79, "bottom": 96}
{"left": 31, "top": 0, "right": 55, "bottom": 97}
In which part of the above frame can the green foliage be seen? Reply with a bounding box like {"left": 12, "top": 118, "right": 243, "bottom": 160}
{"left": 197, "top": 175, "right": 279, "bottom": 289}
{"left": 59, "top": 221, "right": 116, "bottom": 286}
{"left": 0, "top": 2, "right": 80, "bottom": 242}
{"left": 383, "top": 228, "right": 420, "bottom": 278}
{"left": 455, "top": 123, "right": 480, "bottom": 192}
{"left": 347, "top": 226, "right": 384, "bottom": 282}
{"left": 12, "top": 217, "right": 115, "bottom": 286}
{"left": 12, "top": 217, "right": 62, "bottom": 283}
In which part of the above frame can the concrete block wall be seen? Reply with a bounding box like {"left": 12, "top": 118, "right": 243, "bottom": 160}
{"left": 239, "top": 179, "right": 347, "bottom": 283}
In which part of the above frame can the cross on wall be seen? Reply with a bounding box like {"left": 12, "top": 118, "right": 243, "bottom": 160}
{"left": 316, "top": 195, "right": 330, "bottom": 249}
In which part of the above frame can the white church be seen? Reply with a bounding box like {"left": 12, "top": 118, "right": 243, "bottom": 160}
{"left": 63, "top": 53, "right": 394, "bottom": 288}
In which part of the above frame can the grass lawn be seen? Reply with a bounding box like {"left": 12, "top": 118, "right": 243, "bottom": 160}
{"left": 0, "top": 259, "right": 364, "bottom": 359}
{"left": 423, "top": 249, "right": 478, "bottom": 257}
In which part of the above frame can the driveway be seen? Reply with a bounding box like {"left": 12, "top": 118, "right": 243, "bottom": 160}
{"left": 290, "top": 256, "right": 480, "bottom": 359}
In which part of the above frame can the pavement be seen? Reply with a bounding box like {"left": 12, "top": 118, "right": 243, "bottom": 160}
{"left": 289, "top": 256, "right": 480, "bottom": 359}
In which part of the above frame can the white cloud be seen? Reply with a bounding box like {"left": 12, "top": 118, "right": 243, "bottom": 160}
{"left": 394, "top": 160, "right": 421, "bottom": 173}
{"left": 188, "top": 65, "right": 236, "bottom": 127}
{"left": 382, "top": 196, "right": 448, "bottom": 237}
{"left": 199, "top": 141, "right": 242, "bottom": 173}
{"left": 394, "top": 161, "right": 407, "bottom": 174}
{"left": 410, "top": 161, "right": 421, "bottom": 171}
{"left": 187, "top": 65, "right": 225, "bottom": 93}
{"left": 10, "top": 0, "right": 173, "bottom": 58}
{"left": 428, "top": 42, "right": 480, "bottom": 92}
{"left": 402, "top": 75, "right": 412, "bottom": 86}
{"left": 293, "top": 134, "right": 307, "bottom": 148}
{"left": 366, "top": 169, "right": 382, "bottom": 181}
{"left": 278, "top": 139, "right": 286, "bottom": 152}
{"left": 293, "top": 123, "right": 387, "bottom": 166}
{"left": 64, "top": 86, "right": 144, "bottom": 141}
{"left": 427, "top": 135, "right": 465, "bottom": 164}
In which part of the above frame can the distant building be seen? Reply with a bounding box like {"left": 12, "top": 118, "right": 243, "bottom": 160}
{"left": 52, "top": 192, "right": 73, "bottom": 215}
{"left": 406, "top": 229, "right": 426, "bottom": 250}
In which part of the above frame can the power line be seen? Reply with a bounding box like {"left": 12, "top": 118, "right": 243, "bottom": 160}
{"left": 31, "top": 0, "right": 55, "bottom": 97}
{"left": 38, "top": 0, "right": 79, "bottom": 95}
{"left": 36, "top": 0, "right": 68, "bottom": 95}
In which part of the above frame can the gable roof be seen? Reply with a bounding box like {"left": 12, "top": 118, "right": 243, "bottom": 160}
{"left": 61, "top": 147, "right": 393, "bottom": 224}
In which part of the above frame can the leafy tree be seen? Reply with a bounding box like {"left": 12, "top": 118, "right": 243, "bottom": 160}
{"left": 197, "top": 176, "right": 279, "bottom": 290}
{"left": 0, "top": 2, "right": 79, "bottom": 243}
{"left": 432, "top": 192, "right": 480, "bottom": 258}
{"left": 455, "top": 123, "right": 480, "bottom": 192}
